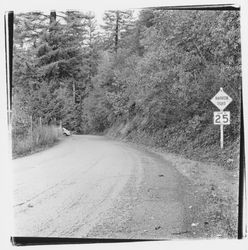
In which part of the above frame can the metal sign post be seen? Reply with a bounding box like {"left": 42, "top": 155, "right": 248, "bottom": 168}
{"left": 211, "top": 88, "right": 232, "bottom": 149}
{"left": 220, "top": 124, "right": 224, "bottom": 149}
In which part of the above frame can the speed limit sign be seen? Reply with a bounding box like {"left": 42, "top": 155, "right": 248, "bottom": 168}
{"left": 213, "top": 111, "right": 230, "bottom": 125}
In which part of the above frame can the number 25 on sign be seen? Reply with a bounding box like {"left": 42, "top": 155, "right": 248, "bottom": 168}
{"left": 211, "top": 88, "right": 232, "bottom": 149}
{"left": 213, "top": 111, "right": 230, "bottom": 125}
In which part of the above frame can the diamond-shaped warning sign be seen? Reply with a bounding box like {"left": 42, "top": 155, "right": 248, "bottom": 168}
{"left": 211, "top": 88, "right": 232, "bottom": 111}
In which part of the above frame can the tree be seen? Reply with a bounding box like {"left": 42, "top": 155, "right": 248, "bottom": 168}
{"left": 101, "top": 10, "right": 134, "bottom": 53}
{"left": 13, "top": 11, "right": 99, "bottom": 133}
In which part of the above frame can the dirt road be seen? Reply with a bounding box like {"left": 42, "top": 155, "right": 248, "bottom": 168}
{"left": 12, "top": 135, "right": 200, "bottom": 239}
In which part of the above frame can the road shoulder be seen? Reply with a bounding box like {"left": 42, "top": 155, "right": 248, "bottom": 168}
{"left": 107, "top": 137, "right": 239, "bottom": 239}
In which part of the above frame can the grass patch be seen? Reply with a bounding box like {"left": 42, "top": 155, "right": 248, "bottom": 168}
{"left": 12, "top": 125, "right": 62, "bottom": 158}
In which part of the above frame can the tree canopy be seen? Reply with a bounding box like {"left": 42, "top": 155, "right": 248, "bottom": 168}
{"left": 13, "top": 9, "right": 241, "bottom": 148}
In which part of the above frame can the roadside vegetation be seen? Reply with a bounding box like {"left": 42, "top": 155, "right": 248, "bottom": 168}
{"left": 107, "top": 117, "right": 240, "bottom": 170}
{"left": 12, "top": 123, "right": 62, "bottom": 158}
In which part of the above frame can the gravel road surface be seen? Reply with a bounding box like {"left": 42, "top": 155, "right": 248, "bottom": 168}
{"left": 12, "top": 135, "right": 199, "bottom": 239}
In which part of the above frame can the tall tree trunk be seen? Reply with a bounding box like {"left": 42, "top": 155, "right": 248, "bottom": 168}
{"left": 114, "top": 11, "right": 120, "bottom": 53}
{"left": 72, "top": 82, "right": 76, "bottom": 104}
{"left": 50, "top": 11, "right": 56, "bottom": 25}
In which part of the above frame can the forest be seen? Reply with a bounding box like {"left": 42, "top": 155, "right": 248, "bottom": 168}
{"left": 12, "top": 9, "right": 241, "bottom": 166}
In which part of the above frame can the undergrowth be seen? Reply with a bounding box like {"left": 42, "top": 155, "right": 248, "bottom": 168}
{"left": 12, "top": 125, "right": 62, "bottom": 158}
{"left": 107, "top": 117, "right": 240, "bottom": 170}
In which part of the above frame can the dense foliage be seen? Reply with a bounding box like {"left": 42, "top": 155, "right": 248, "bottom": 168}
{"left": 13, "top": 9, "right": 241, "bottom": 160}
